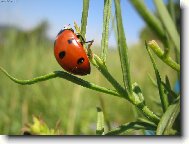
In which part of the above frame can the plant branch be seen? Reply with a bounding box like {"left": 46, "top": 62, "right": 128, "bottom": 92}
{"left": 145, "top": 42, "right": 169, "bottom": 112}
{"left": 105, "top": 121, "right": 156, "bottom": 135}
{"left": 148, "top": 40, "right": 180, "bottom": 72}
{"left": 0, "top": 67, "right": 120, "bottom": 97}
{"left": 130, "top": 0, "right": 165, "bottom": 41}
{"left": 154, "top": 0, "right": 180, "bottom": 52}
{"left": 91, "top": 55, "right": 160, "bottom": 124}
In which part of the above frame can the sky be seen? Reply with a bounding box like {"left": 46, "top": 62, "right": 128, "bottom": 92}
{"left": 0, "top": 0, "right": 168, "bottom": 47}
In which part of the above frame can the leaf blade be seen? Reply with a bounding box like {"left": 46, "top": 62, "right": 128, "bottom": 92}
{"left": 96, "top": 107, "right": 105, "bottom": 135}
{"left": 114, "top": 0, "right": 132, "bottom": 93}
{"left": 145, "top": 42, "right": 169, "bottom": 112}
{"left": 81, "top": 0, "right": 90, "bottom": 38}
{"left": 101, "top": 0, "right": 112, "bottom": 63}
{"left": 156, "top": 101, "right": 180, "bottom": 135}
{"left": 154, "top": 0, "right": 180, "bottom": 52}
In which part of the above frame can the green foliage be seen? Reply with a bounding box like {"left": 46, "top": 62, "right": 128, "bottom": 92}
{"left": 145, "top": 41, "right": 169, "bottom": 112}
{"left": 0, "top": 0, "right": 180, "bottom": 135}
{"left": 96, "top": 107, "right": 105, "bottom": 135}
{"left": 22, "top": 116, "right": 63, "bottom": 135}
{"left": 139, "top": 1, "right": 180, "bottom": 42}
{"left": 114, "top": 0, "right": 132, "bottom": 93}
{"left": 156, "top": 100, "right": 180, "bottom": 135}
{"left": 101, "top": 0, "right": 112, "bottom": 63}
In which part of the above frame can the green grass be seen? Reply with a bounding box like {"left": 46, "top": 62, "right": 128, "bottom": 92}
{"left": 0, "top": 29, "right": 177, "bottom": 134}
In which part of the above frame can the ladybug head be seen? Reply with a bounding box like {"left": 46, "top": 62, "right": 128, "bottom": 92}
{"left": 63, "top": 24, "right": 74, "bottom": 33}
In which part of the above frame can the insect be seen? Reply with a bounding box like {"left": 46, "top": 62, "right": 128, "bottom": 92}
{"left": 54, "top": 26, "right": 93, "bottom": 76}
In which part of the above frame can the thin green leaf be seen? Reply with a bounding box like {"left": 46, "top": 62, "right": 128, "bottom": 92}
{"left": 148, "top": 40, "right": 180, "bottom": 72}
{"left": 168, "top": 0, "right": 176, "bottom": 23}
{"left": 92, "top": 55, "right": 160, "bottom": 124}
{"left": 130, "top": 0, "right": 165, "bottom": 41}
{"left": 111, "top": 13, "right": 118, "bottom": 43}
{"left": 156, "top": 100, "right": 180, "bottom": 135}
{"left": 114, "top": 0, "right": 132, "bottom": 93}
{"left": 105, "top": 121, "right": 156, "bottom": 135}
{"left": 154, "top": 0, "right": 180, "bottom": 52}
{"left": 81, "top": 0, "right": 90, "bottom": 38}
{"left": 99, "top": 96, "right": 111, "bottom": 131}
{"left": 145, "top": 42, "right": 169, "bottom": 112}
{"left": 137, "top": 117, "right": 157, "bottom": 128}
{"left": 161, "top": 80, "right": 178, "bottom": 100}
{"left": 148, "top": 73, "right": 158, "bottom": 87}
{"left": 132, "top": 82, "right": 145, "bottom": 104}
{"left": 92, "top": 54, "right": 129, "bottom": 99}
{"left": 96, "top": 107, "right": 105, "bottom": 135}
{"left": 165, "top": 75, "right": 172, "bottom": 92}
{"left": 0, "top": 67, "right": 120, "bottom": 97}
{"left": 101, "top": 0, "right": 112, "bottom": 63}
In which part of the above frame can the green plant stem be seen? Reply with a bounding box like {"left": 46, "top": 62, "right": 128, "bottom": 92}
{"left": 148, "top": 40, "right": 180, "bottom": 72}
{"left": 114, "top": 0, "right": 132, "bottom": 94}
{"left": 168, "top": 0, "right": 176, "bottom": 23}
{"left": 81, "top": 0, "right": 90, "bottom": 38}
{"left": 146, "top": 42, "right": 169, "bottom": 112}
{"left": 105, "top": 121, "right": 156, "bottom": 135}
{"left": 92, "top": 54, "right": 129, "bottom": 99}
{"left": 101, "top": 0, "right": 112, "bottom": 63}
{"left": 154, "top": 0, "right": 180, "bottom": 52}
{"left": 0, "top": 67, "right": 119, "bottom": 97}
{"left": 130, "top": 0, "right": 165, "bottom": 41}
{"left": 130, "top": 0, "right": 170, "bottom": 54}
{"left": 91, "top": 55, "right": 160, "bottom": 124}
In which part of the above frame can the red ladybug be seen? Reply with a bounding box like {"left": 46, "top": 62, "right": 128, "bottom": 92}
{"left": 54, "top": 26, "right": 91, "bottom": 76}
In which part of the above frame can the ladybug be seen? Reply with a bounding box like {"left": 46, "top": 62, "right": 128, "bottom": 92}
{"left": 54, "top": 26, "right": 92, "bottom": 76}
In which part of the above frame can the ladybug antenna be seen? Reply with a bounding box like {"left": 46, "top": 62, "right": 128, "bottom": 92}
{"left": 63, "top": 24, "right": 74, "bottom": 32}
{"left": 63, "top": 24, "right": 71, "bottom": 29}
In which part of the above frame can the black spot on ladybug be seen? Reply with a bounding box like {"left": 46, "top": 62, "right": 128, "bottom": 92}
{"left": 68, "top": 38, "right": 74, "bottom": 44}
{"left": 57, "top": 29, "right": 64, "bottom": 36}
{"left": 77, "top": 57, "right": 84, "bottom": 65}
{"left": 59, "top": 51, "right": 66, "bottom": 59}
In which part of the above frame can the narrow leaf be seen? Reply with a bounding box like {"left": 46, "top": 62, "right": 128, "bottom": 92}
{"left": 114, "top": 0, "right": 132, "bottom": 93}
{"left": 96, "top": 107, "right": 105, "bottom": 135}
{"left": 92, "top": 55, "right": 160, "bottom": 124}
{"left": 132, "top": 82, "right": 145, "bottom": 104}
{"left": 148, "top": 73, "right": 158, "bottom": 87}
{"left": 168, "top": 0, "right": 176, "bottom": 23}
{"left": 145, "top": 42, "right": 169, "bottom": 112}
{"left": 101, "top": 0, "right": 112, "bottom": 63}
{"left": 161, "top": 81, "right": 178, "bottom": 100}
{"left": 154, "top": 0, "right": 180, "bottom": 52}
{"left": 130, "top": 0, "right": 165, "bottom": 40}
{"left": 156, "top": 101, "right": 180, "bottom": 135}
{"left": 105, "top": 121, "right": 156, "bottom": 135}
{"left": 81, "top": 0, "right": 90, "bottom": 38}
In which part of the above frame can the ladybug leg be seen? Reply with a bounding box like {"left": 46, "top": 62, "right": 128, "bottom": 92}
{"left": 87, "top": 40, "right": 94, "bottom": 49}
{"left": 76, "top": 33, "right": 85, "bottom": 45}
{"left": 76, "top": 33, "right": 94, "bottom": 45}
{"left": 86, "top": 40, "right": 94, "bottom": 58}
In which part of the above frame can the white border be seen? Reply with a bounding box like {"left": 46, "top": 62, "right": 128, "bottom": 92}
{"left": 0, "top": 1, "right": 188, "bottom": 144}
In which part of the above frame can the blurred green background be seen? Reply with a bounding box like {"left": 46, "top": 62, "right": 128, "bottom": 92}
{"left": 0, "top": 0, "right": 179, "bottom": 134}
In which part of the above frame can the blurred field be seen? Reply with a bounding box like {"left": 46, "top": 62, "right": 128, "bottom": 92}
{"left": 0, "top": 26, "right": 177, "bottom": 134}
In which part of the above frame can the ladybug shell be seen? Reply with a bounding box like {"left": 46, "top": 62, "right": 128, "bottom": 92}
{"left": 54, "top": 29, "right": 90, "bottom": 75}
